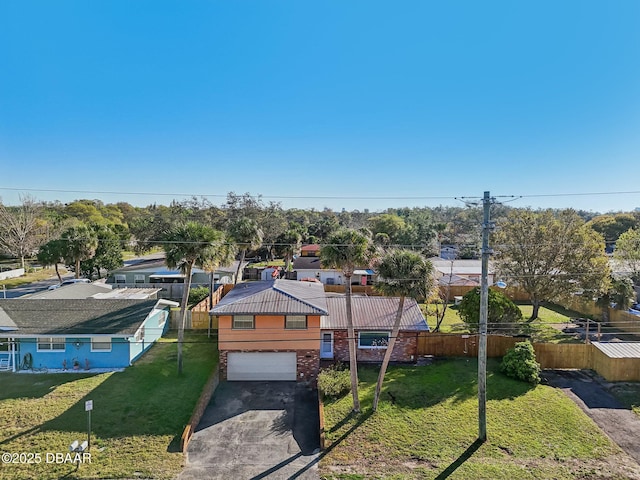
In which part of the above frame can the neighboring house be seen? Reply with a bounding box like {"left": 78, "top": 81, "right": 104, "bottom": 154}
{"left": 212, "top": 280, "right": 327, "bottom": 382}
{"left": 430, "top": 258, "right": 495, "bottom": 286}
{"left": 211, "top": 279, "right": 429, "bottom": 383}
{"left": 293, "top": 244, "right": 376, "bottom": 286}
{"left": 0, "top": 298, "right": 177, "bottom": 372}
{"left": 321, "top": 295, "right": 428, "bottom": 363}
{"left": 105, "top": 256, "right": 242, "bottom": 299}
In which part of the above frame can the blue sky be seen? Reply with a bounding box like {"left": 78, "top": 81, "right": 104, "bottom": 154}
{"left": 1, "top": 1, "right": 639, "bottom": 213}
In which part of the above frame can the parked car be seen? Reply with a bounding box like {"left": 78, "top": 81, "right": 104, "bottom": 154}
{"left": 47, "top": 278, "right": 91, "bottom": 290}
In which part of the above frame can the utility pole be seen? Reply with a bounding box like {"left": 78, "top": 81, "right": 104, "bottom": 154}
{"left": 478, "top": 191, "right": 493, "bottom": 442}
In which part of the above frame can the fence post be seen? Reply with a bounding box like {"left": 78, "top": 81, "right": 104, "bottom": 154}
{"left": 585, "top": 319, "right": 590, "bottom": 344}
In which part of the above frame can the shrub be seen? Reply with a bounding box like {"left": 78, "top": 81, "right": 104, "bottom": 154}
{"left": 317, "top": 363, "right": 351, "bottom": 399}
{"left": 500, "top": 341, "right": 541, "bottom": 385}
{"left": 458, "top": 287, "right": 523, "bottom": 333}
{"left": 188, "top": 286, "right": 210, "bottom": 306}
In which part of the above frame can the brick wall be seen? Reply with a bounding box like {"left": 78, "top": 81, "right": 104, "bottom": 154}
{"left": 219, "top": 349, "right": 320, "bottom": 383}
{"left": 330, "top": 330, "right": 419, "bottom": 363}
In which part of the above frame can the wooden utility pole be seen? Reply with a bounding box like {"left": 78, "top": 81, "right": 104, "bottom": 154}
{"left": 478, "top": 191, "right": 492, "bottom": 442}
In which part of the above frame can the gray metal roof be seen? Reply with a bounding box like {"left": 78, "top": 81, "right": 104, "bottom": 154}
{"left": 25, "top": 283, "right": 114, "bottom": 299}
{"left": 91, "top": 288, "right": 161, "bottom": 299}
{"left": 322, "top": 295, "right": 428, "bottom": 331}
{"left": 211, "top": 280, "right": 328, "bottom": 315}
{"left": 0, "top": 299, "right": 160, "bottom": 336}
{"left": 593, "top": 342, "right": 640, "bottom": 358}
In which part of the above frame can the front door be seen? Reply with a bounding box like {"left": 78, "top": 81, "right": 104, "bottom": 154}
{"left": 320, "top": 332, "right": 333, "bottom": 359}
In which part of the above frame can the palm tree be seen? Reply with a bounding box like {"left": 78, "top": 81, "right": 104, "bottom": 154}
{"left": 372, "top": 250, "right": 434, "bottom": 411}
{"left": 163, "top": 222, "right": 226, "bottom": 374}
{"left": 275, "top": 228, "right": 302, "bottom": 273}
{"left": 61, "top": 224, "right": 98, "bottom": 278}
{"left": 228, "top": 217, "right": 263, "bottom": 284}
{"left": 320, "top": 228, "right": 374, "bottom": 413}
{"left": 37, "top": 239, "right": 65, "bottom": 282}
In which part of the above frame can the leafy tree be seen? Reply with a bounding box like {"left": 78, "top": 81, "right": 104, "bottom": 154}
{"left": 595, "top": 276, "right": 636, "bottom": 321}
{"left": 60, "top": 224, "right": 99, "bottom": 278}
{"left": 321, "top": 228, "right": 375, "bottom": 413}
{"left": 163, "top": 222, "right": 227, "bottom": 374}
{"left": 273, "top": 228, "right": 302, "bottom": 272}
{"left": 37, "top": 239, "right": 65, "bottom": 282}
{"left": 0, "top": 195, "right": 47, "bottom": 270}
{"left": 500, "top": 341, "right": 540, "bottom": 385}
{"left": 367, "top": 214, "right": 407, "bottom": 246}
{"left": 588, "top": 214, "right": 638, "bottom": 245}
{"left": 372, "top": 250, "right": 434, "bottom": 411}
{"left": 614, "top": 228, "right": 640, "bottom": 284}
{"left": 228, "top": 217, "right": 264, "bottom": 284}
{"left": 493, "top": 209, "right": 610, "bottom": 319}
{"left": 458, "top": 287, "right": 524, "bottom": 334}
{"left": 80, "top": 225, "right": 124, "bottom": 279}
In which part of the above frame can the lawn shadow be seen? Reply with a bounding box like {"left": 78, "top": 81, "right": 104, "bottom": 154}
{"left": 434, "top": 439, "right": 484, "bottom": 479}
{"left": 0, "top": 372, "right": 88, "bottom": 401}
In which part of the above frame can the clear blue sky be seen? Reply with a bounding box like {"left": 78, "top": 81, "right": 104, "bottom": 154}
{"left": 1, "top": 1, "right": 639, "bottom": 213}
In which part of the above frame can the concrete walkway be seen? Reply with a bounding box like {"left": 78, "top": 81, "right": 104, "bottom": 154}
{"left": 543, "top": 369, "right": 640, "bottom": 465}
{"left": 180, "top": 381, "right": 320, "bottom": 480}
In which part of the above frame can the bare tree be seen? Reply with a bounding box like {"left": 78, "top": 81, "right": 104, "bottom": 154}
{"left": 0, "top": 195, "right": 46, "bottom": 270}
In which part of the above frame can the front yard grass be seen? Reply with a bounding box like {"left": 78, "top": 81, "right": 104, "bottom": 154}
{"left": 609, "top": 383, "right": 640, "bottom": 418}
{"left": 0, "top": 267, "right": 63, "bottom": 289}
{"left": 0, "top": 331, "right": 217, "bottom": 480}
{"left": 320, "top": 359, "right": 637, "bottom": 479}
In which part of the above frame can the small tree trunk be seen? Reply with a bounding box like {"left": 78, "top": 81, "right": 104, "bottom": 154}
{"left": 530, "top": 300, "right": 540, "bottom": 321}
{"left": 20, "top": 255, "right": 26, "bottom": 272}
{"left": 177, "top": 263, "right": 194, "bottom": 375}
{"left": 54, "top": 263, "right": 62, "bottom": 283}
{"left": 75, "top": 259, "right": 81, "bottom": 279}
{"left": 234, "top": 249, "right": 246, "bottom": 284}
{"left": 373, "top": 296, "right": 405, "bottom": 411}
{"left": 345, "top": 274, "right": 360, "bottom": 413}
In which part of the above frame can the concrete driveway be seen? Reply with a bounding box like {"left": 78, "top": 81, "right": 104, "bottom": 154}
{"left": 180, "top": 381, "right": 321, "bottom": 480}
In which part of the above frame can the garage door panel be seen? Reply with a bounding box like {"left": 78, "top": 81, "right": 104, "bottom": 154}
{"left": 227, "top": 352, "right": 297, "bottom": 381}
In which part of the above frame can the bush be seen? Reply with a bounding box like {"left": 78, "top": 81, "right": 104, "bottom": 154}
{"left": 188, "top": 286, "right": 210, "bottom": 306}
{"left": 500, "top": 341, "right": 541, "bottom": 385}
{"left": 317, "top": 363, "right": 351, "bottom": 399}
{"left": 458, "top": 287, "right": 523, "bottom": 333}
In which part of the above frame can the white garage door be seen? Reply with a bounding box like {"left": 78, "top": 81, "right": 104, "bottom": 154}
{"left": 227, "top": 352, "right": 297, "bottom": 381}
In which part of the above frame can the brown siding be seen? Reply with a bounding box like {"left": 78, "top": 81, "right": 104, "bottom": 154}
{"left": 218, "top": 314, "right": 321, "bottom": 350}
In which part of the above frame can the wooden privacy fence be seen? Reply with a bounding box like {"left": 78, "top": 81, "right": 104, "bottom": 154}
{"left": 170, "top": 284, "right": 232, "bottom": 330}
{"left": 418, "top": 334, "right": 640, "bottom": 381}
{"left": 417, "top": 333, "right": 528, "bottom": 358}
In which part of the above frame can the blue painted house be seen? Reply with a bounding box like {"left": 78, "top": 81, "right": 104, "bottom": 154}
{"left": 0, "top": 298, "right": 177, "bottom": 372}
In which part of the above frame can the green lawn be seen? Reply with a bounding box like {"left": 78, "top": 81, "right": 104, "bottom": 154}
{"left": 0, "top": 331, "right": 217, "bottom": 480}
{"left": 0, "top": 267, "right": 64, "bottom": 289}
{"left": 424, "top": 303, "right": 585, "bottom": 343}
{"left": 320, "top": 359, "right": 634, "bottom": 479}
{"left": 609, "top": 383, "right": 640, "bottom": 418}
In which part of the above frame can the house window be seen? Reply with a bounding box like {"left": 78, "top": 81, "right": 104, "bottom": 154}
{"left": 134, "top": 274, "right": 145, "bottom": 284}
{"left": 115, "top": 274, "right": 126, "bottom": 284}
{"left": 91, "top": 337, "right": 112, "bottom": 352}
{"left": 37, "top": 337, "right": 65, "bottom": 351}
{"left": 358, "top": 331, "right": 390, "bottom": 349}
{"left": 285, "top": 315, "right": 307, "bottom": 329}
{"left": 232, "top": 315, "right": 254, "bottom": 329}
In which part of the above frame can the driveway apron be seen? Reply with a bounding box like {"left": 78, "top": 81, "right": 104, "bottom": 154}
{"left": 543, "top": 369, "right": 640, "bottom": 465}
{"left": 180, "top": 381, "right": 320, "bottom": 480}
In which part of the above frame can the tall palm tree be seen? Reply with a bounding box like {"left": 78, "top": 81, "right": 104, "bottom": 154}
{"left": 228, "top": 217, "right": 263, "bottom": 284}
{"left": 372, "top": 249, "right": 434, "bottom": 411}
{"left": 163, "top": 222, "right": 226, "bottom": 374}
{"left": 61, "top": 224, "right": 98, "bottom": 278}
{"left": 321, "top": 228, "right": 374, "bottom": 413}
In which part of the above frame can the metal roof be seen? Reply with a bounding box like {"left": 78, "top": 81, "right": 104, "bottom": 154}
{"left": 0, "top": 299, "right": 162, "bottom": 336}
{"left": 211, "top": 280, "right": 328, "bottom": 315}
{"left": 592, "top": 342, "right": 640, "bottom": 358}
{"left": 91, "top": 288, "right": 161, "bottom": 299}
{"left": 25, "top": 283, "right": 114, "bottom": 299}
{"left": 322, "top": 295, "right": 428, "bottom": 331}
